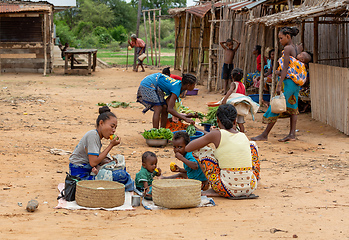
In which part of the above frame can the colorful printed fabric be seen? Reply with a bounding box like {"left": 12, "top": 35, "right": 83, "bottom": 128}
{"left": 263, "top": 78, "right": 300, "bottom": 123}
{"left": 137, "top": 85, "right": 166, "bottom": 113}
{"left": 245, "top": 71, "right": 260, "bottom": 88}
{"left": 69, "top": 162, "right": 134, "bottom": 191}
{"left": 192, "top": 142, "right": 260, "bottom": 198}
{"left": 278, "top": 54, "right": 307, "bottom": 86}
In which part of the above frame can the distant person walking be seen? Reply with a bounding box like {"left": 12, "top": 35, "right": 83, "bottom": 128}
{"left": 128, "top": 34, "right": 146, "bottom": 72}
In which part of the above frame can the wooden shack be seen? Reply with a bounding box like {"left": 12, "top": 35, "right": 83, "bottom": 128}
{"left": 248, "top": 0, "right": 349, "bottom": 135}
{"left": 0, "top": 1, "right": 54, "bottom": 75}
{"left": 169, "top": 0, "right": 301, "bottom": 90}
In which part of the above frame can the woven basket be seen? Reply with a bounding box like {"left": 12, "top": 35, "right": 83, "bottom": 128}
{"left": 76, "top": 180, "right": 125, "bottom": 208}
{"left": 152, "top": 179, "right": 201, "bottom": 209}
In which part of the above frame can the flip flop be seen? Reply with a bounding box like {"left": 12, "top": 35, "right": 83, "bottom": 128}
{"left": 228, "top": 194, "right": 259, "bottom": 200}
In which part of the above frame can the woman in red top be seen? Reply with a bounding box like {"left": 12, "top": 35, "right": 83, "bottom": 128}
{"left": 128, "top": 34, "right": 146, "bottom": 72}
{"left": 245, "top": 45, "right": 267, "bottom": 88}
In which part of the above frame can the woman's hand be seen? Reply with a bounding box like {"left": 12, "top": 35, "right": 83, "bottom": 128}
{"left": 276, "top": 83, "right": 282, "bottom": 95}
{"left": 183, "top": 117, "right": 195, "bottom": 125}
{"left": 110, "top": 135, "right": 121, "bottom": 147}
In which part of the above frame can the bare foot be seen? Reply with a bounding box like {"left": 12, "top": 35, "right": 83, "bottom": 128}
{"left": 278, "top": 135, "right": 296, "bottom": 142}
{"left": 251, "top": 135, "right": 268, "bottom": 141}
{"left": 201, "top": 188, "right": 220, "bottom": 197}
{"left": 140, "top": 69, "right": 145, "bottom": 72}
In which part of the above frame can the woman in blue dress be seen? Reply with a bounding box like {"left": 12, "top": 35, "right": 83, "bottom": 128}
{"left": 69, "top": 106, "right": 134, "bottom": 191}
{"left": 137, "top": 73, "right": 197, "bottom": 128}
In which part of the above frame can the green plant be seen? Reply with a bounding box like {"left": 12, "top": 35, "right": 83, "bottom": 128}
{"left": 141, "top": 128, "right": 173, "bottom": 140}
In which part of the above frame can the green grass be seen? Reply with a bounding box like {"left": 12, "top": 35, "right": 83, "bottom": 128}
{"left": 98, "top": 48, "right": 175, "bottom": 67}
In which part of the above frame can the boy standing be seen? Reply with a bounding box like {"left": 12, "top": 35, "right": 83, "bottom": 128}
{"left": 220, "top": 38, "right": 241, "bottom": 94}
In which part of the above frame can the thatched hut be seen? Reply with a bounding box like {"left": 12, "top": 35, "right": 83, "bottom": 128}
{"left": 0, "top": 1, "right": 54, "bottom": 74}
{"left": 168, "top": 0, "right": 302, "bottom": 90}
{"left": 247, "top": 0, "right": 349, "bottom": 135}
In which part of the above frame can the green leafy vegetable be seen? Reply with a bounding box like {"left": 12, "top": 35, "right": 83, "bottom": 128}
{"left": 97, "top": 101, "right": 130, "bottom": 108}
{"left": 141, "top": 128, "right": 173, "bottom": 140}
{"left": 201, "top": 106, "right": 219, "bottom": 127}
{"left": 186, "top": 125, "right": 196, "bottom": 136}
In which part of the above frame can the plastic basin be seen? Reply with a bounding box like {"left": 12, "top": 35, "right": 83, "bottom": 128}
{"left": 186, "top": 88, "right": 199, "bottom": 96}
{"left": 206, "top": 101, "right": 220, "bottom": 107}
{"left": 248, "top": 94, "right": 271, "bottom": 103}
{"left": 173, "top": 130, "right": 204, "bottom": 141}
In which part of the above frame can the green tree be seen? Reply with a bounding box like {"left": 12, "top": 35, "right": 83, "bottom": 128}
{"left": 130, "top": 0, "right": 186, "bottom": 16}
{"left": 95, "top": 0, "right": 137, "bottom": 32}
{"left": 79, "top": 0, "right": 115, "bottom": 28}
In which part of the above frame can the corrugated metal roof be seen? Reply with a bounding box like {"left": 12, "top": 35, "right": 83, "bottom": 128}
{"left": 185, "top": 0, "right": 270, "bottom": 18}
{"left": 0, "top": 2, "right": 51, "bottom": 13}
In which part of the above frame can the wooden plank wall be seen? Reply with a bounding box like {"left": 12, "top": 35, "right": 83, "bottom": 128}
{"left": 304, "top": 17, "right": 349, "bottom": 68}
{"left": 309, "top": 63, "right": 349, "bottom": 135}
{"left": 174, "top": 14, "right": 210, "bottom": 73}
{"left": 0, "top": 12, "right": 53, "bottom": 73}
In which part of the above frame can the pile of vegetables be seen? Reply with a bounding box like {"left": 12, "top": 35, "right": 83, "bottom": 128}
{"left": 141, "top": 128, "right": 173, "bottom": 140}
{"left": 186, "top": 125, "right": 196, "bottom": 136}
{"left": 178, "top": 105, "right": 205, "bottom": 120}
{"left": 97, "top": 101, "right": 130, "bottom": 108}
{"left": 201, "top": 106, "right": 219, "bottom": 127}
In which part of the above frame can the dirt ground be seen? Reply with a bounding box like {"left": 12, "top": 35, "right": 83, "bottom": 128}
{"left": 0, "top": 67, "right": 348, "bottom": 240}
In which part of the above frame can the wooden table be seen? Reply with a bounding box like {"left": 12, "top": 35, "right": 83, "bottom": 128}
{"left": 64, "top": 49, "right": 98, "bottom": 75}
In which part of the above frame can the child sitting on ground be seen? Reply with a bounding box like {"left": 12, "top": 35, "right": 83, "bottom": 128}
{"left": 135, "top": 151, "right": 161, "bottom": 200}
{"left": 221, "top": 68, "right": 246, "bottom": 132}
{"left": 163, "top": 131, "right": 209, "bottom": 190}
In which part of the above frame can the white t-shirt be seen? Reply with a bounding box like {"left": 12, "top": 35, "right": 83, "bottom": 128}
{"left": 69, "top": 129, "right": 102, "bottom": 165}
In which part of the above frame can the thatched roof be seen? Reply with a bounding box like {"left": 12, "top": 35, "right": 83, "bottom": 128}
{"left": 247, "top": 0, "right": 349, "bottom": 26}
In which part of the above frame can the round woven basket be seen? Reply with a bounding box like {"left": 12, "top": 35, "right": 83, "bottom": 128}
{"left": 76, "top": 180, "right": 125, "bottom": 208}
{"left": 152, "top": 179, "right": 201, "bottom": 209}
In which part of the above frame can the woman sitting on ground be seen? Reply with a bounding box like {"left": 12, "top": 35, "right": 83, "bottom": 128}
{"left": 185, "top": 104, "right": 260, "bottom": 198}
{"left": 68, "top": 106, "right": 134, "bottom": 191}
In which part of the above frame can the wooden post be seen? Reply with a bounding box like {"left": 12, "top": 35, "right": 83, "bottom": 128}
{"left": 313, "top": 17, "right": 319, "bottom": 63}
{"left": 134, "top": 0, "right": 142, "bottom": 70}
{"left": 158, "top": 9, "right": 161, "bottom": 66}
{"left": 243, "top": 11, "right": 253, "bottom": 86}
{"left": 88, "top": 52, "right": 91, "bottom": 72}
{"left": 196, "top": 17, "right": 205, "bottom": 85}
{"left": 143, "top": 12, "right": 149, "bottom": 64}
{"left": 187, "top": 13, "right": 193, "bottom": 73}
{"left": 287, "top": 0, "right": 293, "bottom": 10}
{"left": 181, "top": 12, "right": 189, "bottom": 74}
{"left": 271, "top": 26, "right": 279, "bottom": 98}
{"left": 148, "top": 11, "right": 154, "bottom": 65}
{"left": 174, "top": 15, "right": 182, "bottom": 70}
{"left": 258, "top": 24, "right": 266, "bottom": 105}
{"left": 153, "top": 11, "right": 157, "bottom": 66}
{"left": 208, "top": 1, "right": 215, "bottom": 91}
{"left": 301, "top": 20, "right": 305, "bottom": 50}
{"left": 43, "top": 13, "right": 47, "bottom": 76}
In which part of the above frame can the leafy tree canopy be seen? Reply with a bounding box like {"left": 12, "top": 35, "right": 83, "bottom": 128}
{"left": 130, "top": 0, "right": 186, "bottom": 16}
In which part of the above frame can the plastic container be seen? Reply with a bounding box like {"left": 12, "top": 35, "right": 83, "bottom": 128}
{"left": 173, "top": 130, "right": 204, "bottom": 141}
{"left": 201, "top": 123, "right": 212, "bottom": 132}
{"left": 145, "top": 139, "right": 168, "bottom": 147}
{"left": 206, "top": 101, "right": 220, "bottom": 107}
{"left": 248, "top": 94, "right": 271, "bottom": 103}
{"left": 186, "top": 88, "right": 199, "bottom": 96}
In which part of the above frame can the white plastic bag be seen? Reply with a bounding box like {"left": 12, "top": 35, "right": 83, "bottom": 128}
{"left": 270, "top": 93, "right": 286, "bottom": 114}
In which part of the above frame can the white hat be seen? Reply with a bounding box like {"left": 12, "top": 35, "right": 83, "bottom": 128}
{"left": 130, "top": 34, "right": 137, "bottom": 39}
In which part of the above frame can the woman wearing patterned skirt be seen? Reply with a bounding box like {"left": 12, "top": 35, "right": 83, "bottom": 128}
{"left": 185, "top": 104, "right": 260, "bottom": 198}
{"left": 137, "top": 73, "right": 197, "bottom": 129}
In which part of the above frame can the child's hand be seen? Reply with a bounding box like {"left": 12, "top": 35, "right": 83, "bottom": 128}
{"left": 175, "top": 152, "right": 184, "bottom": 160}
{"left": 155, "top": 168, "right": 161, "bottom": 176}
{"left": 171, "top": 164, "right": 180, "bottom": 172}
